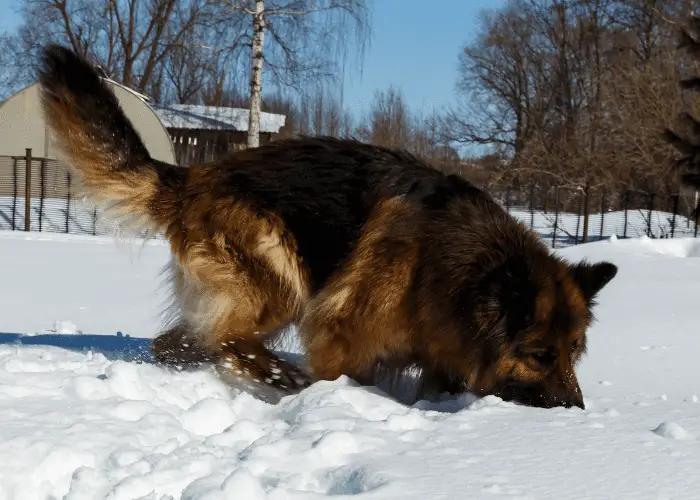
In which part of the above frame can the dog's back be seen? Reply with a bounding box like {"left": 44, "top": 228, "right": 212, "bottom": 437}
{"left": 185, "top": 136, "right": 446, "bottom": 291}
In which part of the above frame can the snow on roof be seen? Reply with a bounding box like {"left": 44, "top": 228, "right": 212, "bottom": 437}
{"left": 151, "top": 103, "right": 286, "bottom": 134}
{"left": 102, "top": 77, "right": 152, "bottom": 103}
{"left": 96, "top": 79, "right": 286, "bottom": 134}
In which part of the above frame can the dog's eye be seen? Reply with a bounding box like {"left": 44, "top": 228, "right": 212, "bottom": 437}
{"left": 530, "top": 350, "right": 556, "bottom": 365}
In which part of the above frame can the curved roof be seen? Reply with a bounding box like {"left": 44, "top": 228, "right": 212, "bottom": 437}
{"left": 0, "top": 81, "right": 176, "bottom": 164}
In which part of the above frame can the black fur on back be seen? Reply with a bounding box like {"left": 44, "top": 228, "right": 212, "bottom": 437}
{"left": 203, "top": 136, "right": 447, "bottom": 290}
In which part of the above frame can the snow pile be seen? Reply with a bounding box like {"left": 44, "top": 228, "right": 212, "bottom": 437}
{"left": 653, "top": 422, "right": 693, "bottom": 441}
{"left": 1, "top": 232, "right": 700, "bottom": 498}
{"left": 51, "top": 320, "right": 79, "bottom": 334}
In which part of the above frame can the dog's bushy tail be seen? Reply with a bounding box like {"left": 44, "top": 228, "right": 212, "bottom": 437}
{"left": 38, "top": 44, "right": 181, "bottom": 232}
{"left": 665, "top": 16, "right": 700, "bottom": 191}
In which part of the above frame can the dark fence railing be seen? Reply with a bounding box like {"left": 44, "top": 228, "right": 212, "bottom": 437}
{"left": 1, "top": 152, "right": 698, "bottom": 247}
{"left": 492, "top": 184, "right": 699, "bottom": 247}
{"left": 0, "top": 151, "right": 160, "bottom": 238}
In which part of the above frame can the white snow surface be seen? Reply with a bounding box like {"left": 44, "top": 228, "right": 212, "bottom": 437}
{"left": 1, "top": 230, "right": 700, "bottom": 499}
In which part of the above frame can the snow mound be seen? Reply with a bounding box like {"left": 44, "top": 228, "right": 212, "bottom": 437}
{"left": 52, "top": 320, "right": 79, "bottom": 334}
{"left": 653, "top": 422, "right": 694, "bottom": 440}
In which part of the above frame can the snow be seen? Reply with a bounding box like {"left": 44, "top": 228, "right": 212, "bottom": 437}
{"left": 1, "top": 230, "right": 700, "bottom": 499}
{"left": 0, "top": 231, "right": 170, "bottom": 337}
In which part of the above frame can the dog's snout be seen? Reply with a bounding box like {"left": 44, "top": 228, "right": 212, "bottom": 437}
{"left": 499, "top": 381, "right": 585, "bottom": 410}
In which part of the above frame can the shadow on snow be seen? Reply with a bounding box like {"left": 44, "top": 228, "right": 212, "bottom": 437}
{"left": 0, "top": 332, "right": 154, "bottom": 362}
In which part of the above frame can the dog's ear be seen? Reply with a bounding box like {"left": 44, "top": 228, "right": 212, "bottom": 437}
{"left": 570, "top": 260, "right": 618, "bottom": 303}
{"left": 481, "top": 255, "right": 536, "bottom": 335}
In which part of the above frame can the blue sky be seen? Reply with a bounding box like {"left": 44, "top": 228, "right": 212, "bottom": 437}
{"left": 0, "top": 0, "right": 18, "bottom": 32}
{"left": 341, "top": 0, "right": 505, "bottom": 116}
{"left": 0, "top": 0, "right": 505, "bottom": 115}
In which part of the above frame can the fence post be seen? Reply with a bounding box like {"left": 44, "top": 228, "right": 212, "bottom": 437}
{"left": 599, "top": 189, "right": 606, "bottom": 241}
{"left": 647, "top": 193, "right": 655, "bottom": 237}
{"left": 529, "top": 183, "right": 535, "bottom": 229}
{"left": 11, "top": 158, "right": 18, "bottom": 230}
{"left": 552, "top": 186, "right": 560, "bottom": 248}
{"left": 66, "top": 172, "right": 71, "bottom": 234}
{"left": 24, "top": 148, "right": 32, "bottom": 232}
{"left": 39, "top": 158, "right": 46, "bottom": 232}
{"left": 575, "top": 191, "right": 582, "bottom": 245}
{"left": 623, "top": 190, "right": 629, "bottom": 239}
{"left": 671, "top": 194, "right": 679, "bottom": 239}
{"left": 582, "top": 183, "right": 590, "bottom": 243}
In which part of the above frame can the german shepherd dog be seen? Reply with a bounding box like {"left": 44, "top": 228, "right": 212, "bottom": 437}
{"left": 38, "top": 45, "right": 618, "bottom": 409}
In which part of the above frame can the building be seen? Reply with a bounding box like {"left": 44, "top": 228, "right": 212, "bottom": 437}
{"left": 0, "top": 78, "right": 287, "bottom": 233}
{"left": 151, "top": 103, "right": 286, "bottom": 166}
{"left": 0, "top": 80, "right": 177, "bottom": 164}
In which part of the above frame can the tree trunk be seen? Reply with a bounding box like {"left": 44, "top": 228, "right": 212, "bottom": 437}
{"left": 247, "top": 0, "right": 266, "bottom": 148}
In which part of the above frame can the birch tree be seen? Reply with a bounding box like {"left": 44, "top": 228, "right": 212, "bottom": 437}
{"left": 228, "top": 0, "right": 372, "bottom": 148}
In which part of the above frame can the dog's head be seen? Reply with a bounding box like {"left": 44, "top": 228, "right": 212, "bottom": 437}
{"left": 470, "top": 255, "right": 618, "bottom": 410}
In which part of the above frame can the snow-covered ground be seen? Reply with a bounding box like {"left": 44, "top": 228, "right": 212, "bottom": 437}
{"left": 1, "top": 230, "right": 699, "bottom": 499}
{"left": 0, "top": 231, "right": 170, "bottom": 337}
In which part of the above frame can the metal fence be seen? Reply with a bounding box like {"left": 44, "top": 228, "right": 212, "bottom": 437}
{"left": 0, "top": 151, "right": 157, "bottom": 237}
{"left": 1, "top": 151, "right": 698, "bottom": 247}
{"left": 491, "top": 185, "right": 699, "bottom": 248}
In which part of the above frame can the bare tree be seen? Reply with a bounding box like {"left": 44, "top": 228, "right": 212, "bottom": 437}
{"left": 2, "top": 0, "right": 226, "bottom": 99}
{"left": 447, "top": 0, "right": 700, "bottom": 199}
{"left": 227, "top": 0, "right": 373, "bottom": 147}
{"left": 443, "top": 3, "right": 549, "bottom": 158}
{"left": 357, "top": 86, "right": 412, "bottom": 149}
{"left": 354, "top": 85, "right": 464, "bottom": 178}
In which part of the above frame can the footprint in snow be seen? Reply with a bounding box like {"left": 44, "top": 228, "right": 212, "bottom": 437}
{"left": 325, "top": 466, "right": 387, "bottom": 495}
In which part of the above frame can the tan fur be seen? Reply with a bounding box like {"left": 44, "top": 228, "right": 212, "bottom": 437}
{"left": 44, "top": 98, "right": 165, "bottom": 233}
{"left": 254, "top": 222, "right": 308, "bottom": 309}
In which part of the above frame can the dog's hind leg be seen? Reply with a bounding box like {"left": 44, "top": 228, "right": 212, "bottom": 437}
{"left": 152, "top": 323, "right": 211, "bottom": 368}
{"left": 170, "top": 234, "right": 313, "bottom": 393}
{"left": 218, "top": 335, "right": 311, "bottom": 391}
{"left": 203, "top": 297, "right": 312, "bottom": 392}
